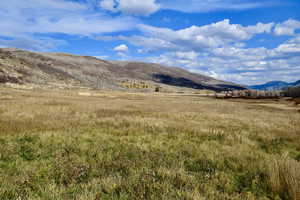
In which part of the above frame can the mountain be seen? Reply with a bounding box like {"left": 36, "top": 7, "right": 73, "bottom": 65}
{"left": 292, "top": 80, "right": 300, "bottom": 87}
{"left": 0, "top": 48, "right": 245, "bottom": 92}
{"left": 249, "top": 80, "right": 300, "bottom": 91}
{"left": 249, "top": 81, "right": 289, "bottom": 91}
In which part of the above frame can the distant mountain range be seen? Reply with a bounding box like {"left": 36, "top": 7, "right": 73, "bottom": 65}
{"left": 0, "top": 48, "right": 246, "bottom": 92}
{"left": 249, "top": 80, "right": 300, "bottom": 91}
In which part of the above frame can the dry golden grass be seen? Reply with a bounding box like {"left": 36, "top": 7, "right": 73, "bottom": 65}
{"left": 0, "top": 87, "right": 299, "bottom": 200}
{"left": 268, "top": 154, "right": 300, "bottom": 200}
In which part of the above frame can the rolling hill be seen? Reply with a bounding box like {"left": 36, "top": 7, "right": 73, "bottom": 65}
{"left": 0, "top": 48, "right": 245, "bottom": 91}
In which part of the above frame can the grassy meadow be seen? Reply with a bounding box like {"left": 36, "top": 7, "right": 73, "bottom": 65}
{"left": 0, "top": 88, "right": 300, "bottom": 200}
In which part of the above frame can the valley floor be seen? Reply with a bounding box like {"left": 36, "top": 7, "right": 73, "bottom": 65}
{"left": 0, "top": 88, "right": 300, "bottom": 200}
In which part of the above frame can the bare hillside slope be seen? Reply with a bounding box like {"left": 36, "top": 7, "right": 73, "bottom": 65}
{"left": 0, "top": 48, "right": 245, "bottom": 91}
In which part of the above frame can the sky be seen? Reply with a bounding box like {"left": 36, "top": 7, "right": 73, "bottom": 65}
{"left": 0, "top": 0, "right": 300, "bottom": 85}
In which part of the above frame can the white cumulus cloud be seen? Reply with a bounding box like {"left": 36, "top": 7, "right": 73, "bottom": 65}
{"left": 134, "top": 19, "right": 275, "bottom": 51}
{"left": 100, "top": 0, "right": 276, "bottom": 15}
{"left": 274, "top": 19, "right": 300, "bottom": 36}
{"left": 275, "top": 36, "right": 300, "bottom": 54}
{"left": 114, "top": 44, "right": 129, "bottom": 52}
{"left": 100, "top": 0, "right": 118, "bottom": 12}
{"left": 100, "top": 0, "right": 160, "bottom": 16}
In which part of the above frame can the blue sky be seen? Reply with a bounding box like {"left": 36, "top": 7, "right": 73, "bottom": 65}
{"left": 0, "top": 0, "right": 300, "bottom": 85}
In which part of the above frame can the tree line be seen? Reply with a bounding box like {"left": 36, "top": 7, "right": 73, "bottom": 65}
{"left": 282, "top": 87, "right": 300, "bottom": 98}
{"left": 219, "top": 86, "right": 300, "bottom": 98}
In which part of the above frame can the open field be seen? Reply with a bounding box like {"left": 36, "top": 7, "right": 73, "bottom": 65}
{"left": 0, "top": 88, "right": 300, "bottom": 200}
